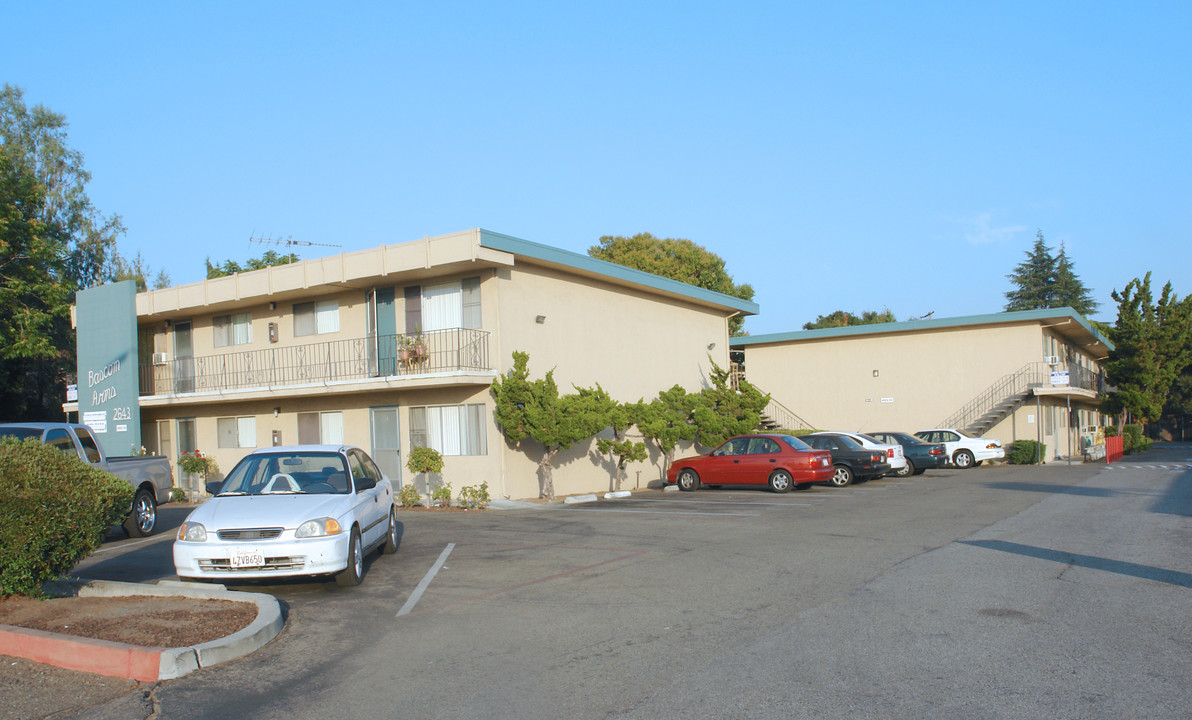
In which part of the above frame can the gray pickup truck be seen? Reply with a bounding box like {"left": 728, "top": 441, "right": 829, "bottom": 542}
{"left": 0, "top": 422, "right": 175, "bottom": 537}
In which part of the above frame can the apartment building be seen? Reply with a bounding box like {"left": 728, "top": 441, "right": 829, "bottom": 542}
{"left": 733, "top": 308, "right": 1113, "bottom": 461}
{"left": 72, "top": 229, "right": 758, "bottom": 500}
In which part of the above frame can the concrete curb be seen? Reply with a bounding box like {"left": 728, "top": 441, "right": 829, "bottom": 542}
{"left": 0, "top": 578, "right": 283, "bottom": 681}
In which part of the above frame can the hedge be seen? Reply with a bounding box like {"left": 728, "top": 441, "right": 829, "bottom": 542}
{"left": 1122, "top": 424, "right": 1152, "bottom": 454}
{"left": 1007, "top": 440, "right": 1046, "bottom": 465}
{"left": 0, "top": 438, "right": 135, "bottom": 597}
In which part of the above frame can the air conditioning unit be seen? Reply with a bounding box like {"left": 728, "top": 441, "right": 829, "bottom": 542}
{"left": 1044, "top": 355, "right": 1060, "bottom": 365}
{"left": 152, "top": 352, "right": 170, "bottom": 365}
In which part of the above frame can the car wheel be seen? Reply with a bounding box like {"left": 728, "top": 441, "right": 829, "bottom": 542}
{"left": 829, "top": 464, "right": 853, "bottom": 487}
{"left": 123, "top": 489, "right": 157, "bottom": 538}
{"left": 954, "top": 449, "right": 975, "bottom": 469}
{"left": 335, "top": 527, "right": 364, "bottom": 587}
{"left": 379, "top": 508, "right": 399, "bottom": 555}
{"left": 676, "top": 468, "right": 700, "bottom": 492}
{"left": 894, "top": 459, "right": 915, "bottom": 478}
{"left": 768, "top": 470, "right": 793, "bottom": 493}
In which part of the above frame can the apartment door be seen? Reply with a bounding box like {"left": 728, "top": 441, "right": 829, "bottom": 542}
{"left": 173, "top": 321, "right": 195, "bottom": 393}
{"left": 370, "top": 406, "right": 402, "bottom": 487}
{"left": 375, "top": 288, "right": 398, "bottom": 376}
{"left": 177, "top": 418, "right": 198, "bottom": 499}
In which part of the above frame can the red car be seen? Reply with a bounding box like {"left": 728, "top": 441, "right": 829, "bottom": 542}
{"left": 666, "top": 434, "right": 834, "bottom": 493}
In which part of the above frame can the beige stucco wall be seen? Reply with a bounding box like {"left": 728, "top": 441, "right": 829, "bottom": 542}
{"left": 742, "top": 321, "right": 1107, "bottom": 461}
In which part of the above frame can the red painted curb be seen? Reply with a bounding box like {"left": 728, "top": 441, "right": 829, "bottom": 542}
{"left": 0, "top": 623, "right": 163, "bottom": 682}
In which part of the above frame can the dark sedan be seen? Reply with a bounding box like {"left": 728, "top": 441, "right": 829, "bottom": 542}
{"left": 667, "top": 434, "right": 833, "bottom": 493}
{"left": 868, "top": 431, "right": 948, "bottom": 477}
{"left": 799, "top": 432, "right": 891, "bottom": 487}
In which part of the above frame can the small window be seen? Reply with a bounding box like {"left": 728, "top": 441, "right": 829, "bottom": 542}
{"left": 214, "top": 312, "right": 252, "bottom": 347}
{"left": 297, "top": 411, "right": 344, "bottom": 444}
{"left": 294, "top": 300, "right": 339, "bottom": 337}
{"left": 217, "top": 417, "right": 257, "bottom": 449}
{"left": 747, "top": 437, "right": 779, "bottom": 454}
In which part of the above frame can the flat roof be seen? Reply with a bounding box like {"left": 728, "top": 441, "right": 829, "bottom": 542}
{"left": 731, "top": 308, "right": 1113, "bottom": 356}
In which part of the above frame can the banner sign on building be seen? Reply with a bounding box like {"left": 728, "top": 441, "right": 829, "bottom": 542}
{"left": 1050, "top": 370, "right": 1070, "bottom": 386}
{"left": 76, "top": 280, "right": 140, "bottom": 456}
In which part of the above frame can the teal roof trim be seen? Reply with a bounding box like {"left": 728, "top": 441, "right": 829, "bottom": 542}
{"left": 732, "top": 307, "right": 1113, "bottom": 350}
{"left": 478, "top": 229, "right": 759, "bottom": 316}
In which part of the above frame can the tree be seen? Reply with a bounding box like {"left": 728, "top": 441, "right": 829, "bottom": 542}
{"left": 1004, "top": 231, "right": 1099, "bottom": 314}
{"left": 692, "top": 358, "right": 770, "bottom": 448}
{"left": 1, "top": 85, "right": 124, "bottom": 420}
{"left": 1004, "top": 231, "right": 1058, "bottom": 311}
{"left": 588, "top": 233, "right": 754, "bottom": 335}
{"left": 490, "top": 352, "right": 609, "bottom": 500}
{"left": 1100, "top": 273, "right": 1192, "bottom": 424}
{"left": 207, "top": 250, "right": 301, "bottom": 279}
{"left": 635, "top": 385, "right": 699, "bottom": 478}
{"left": 1052, "top": 242, "right": 1100, "bottom": 315}
{"left": 803, "top": 308, "right": 896, "bottom": 330}
{"left": 111, "top": 251, "right": 171, "bottom": 292}
{"left": 584, "top": 386, "right": 647, "bottom": 490}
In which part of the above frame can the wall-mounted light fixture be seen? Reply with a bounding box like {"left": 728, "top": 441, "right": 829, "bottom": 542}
{"left": 165, "top": 319, "right": 172, "bottom": 328}
{"left": 707, "top": 342, "right": 716, "bottom": 350}
{"left": 273, "top": 407, "right": 280, "bottom": 417}
{"left": 535, "top": 315, "right": 546, "bottom": 324}
{"left": 873, "top": 370, "right": 879, "bottom": 377}
{"left": 269, "top": 301, "right": 277, "bottom": 311}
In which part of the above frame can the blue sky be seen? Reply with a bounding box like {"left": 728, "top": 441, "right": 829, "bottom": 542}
{"left": 4, "top": 1, "right": 1188, "bottom": 334}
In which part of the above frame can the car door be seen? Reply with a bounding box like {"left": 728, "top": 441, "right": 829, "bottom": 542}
{"left": 704, "top": 437, "right": 751, "bottom": 484}
{"left": 347, "top": 450, "right": 386, "bottom": 547}
{"left": 736, "top": 436, "right": 781, "bottom": 484}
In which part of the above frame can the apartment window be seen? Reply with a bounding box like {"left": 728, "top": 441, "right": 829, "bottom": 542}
{"left": 297, "top": 411, "right": 344, "bottom": 445}
{"left": 217, "top": 416, "right": 257, "bottom": 449}
{"left": 409, "top": 403, "right": 487, "bottom": 455}
{"left": 403, "top": 277, "right": 481, "bottom": 332}
{"left": 294, "top": 300, "right": 339, "bottom": 337}
{"left": 214, "top": 312, "right": 252, "bottom": 347}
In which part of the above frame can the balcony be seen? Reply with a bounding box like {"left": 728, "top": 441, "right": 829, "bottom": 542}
{"left": 140, "top": 328, "right": 491, "bottom": 397}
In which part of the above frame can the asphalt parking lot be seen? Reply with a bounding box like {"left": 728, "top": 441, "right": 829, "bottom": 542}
{"left": 14, "top": 448, "right": 1192, "bottom": 719}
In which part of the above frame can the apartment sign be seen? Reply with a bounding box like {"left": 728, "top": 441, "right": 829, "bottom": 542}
{"left": 1050, "top": 370, "right": 1070, "bottom": 386}
{"left": 75, "top": 280, "right": 141, "bottom": 454}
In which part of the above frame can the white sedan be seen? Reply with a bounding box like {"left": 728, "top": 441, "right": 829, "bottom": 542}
{"left": 174, "top": 445, "right": 397, "bottom": 586}
{"left": 915, "top": 429, "right": 1005, "bottom": 468}
{"left": 834, "top": 431, "right": 907, "bottom": 473}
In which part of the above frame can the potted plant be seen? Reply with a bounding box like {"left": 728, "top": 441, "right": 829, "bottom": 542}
{"left": 410, "top": 327, "right": 427, "bottom": 361}
{"left": 406, "top": 445, "right": 445, "bottom": 506}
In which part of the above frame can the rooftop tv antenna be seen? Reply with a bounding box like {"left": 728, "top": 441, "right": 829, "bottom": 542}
{"left": 248, "top": 233, "right": 342, "bottom": 251}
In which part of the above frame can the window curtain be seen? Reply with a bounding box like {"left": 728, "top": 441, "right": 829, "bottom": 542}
{"left": 422, "top": 282, "right": 462, "bottom": 331}
{"left": 321, "top": 412, "right": 344, "bottom": 444}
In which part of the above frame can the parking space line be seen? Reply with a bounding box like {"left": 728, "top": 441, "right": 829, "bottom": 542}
{"left": 397, "top": 542, "right": 455, "bottom": 617}
{"left": 627, "top": 498, "right": 813, "bottom": 507}
{"left": 562, "top": 508, "right": 759, "bottom": 516}
{"left": 92, "top": 534, "right": 173, "bottom": 554}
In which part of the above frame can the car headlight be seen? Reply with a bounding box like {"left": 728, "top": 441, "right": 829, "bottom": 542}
{"left": 177, "top": 522, "right": 207, "bottom": 542}
{"left": 296, "top": 517, "right": 342, "bottom": 538}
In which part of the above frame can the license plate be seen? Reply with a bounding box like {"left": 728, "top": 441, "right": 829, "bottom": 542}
{"left": 231, "top": 549, "right": 265, "bottom": 568}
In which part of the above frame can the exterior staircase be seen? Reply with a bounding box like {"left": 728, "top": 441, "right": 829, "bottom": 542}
{"left": 939, "top": 361, "right": 1104, "bottom": 437}
{"left": 758, "top": 395, "right": 815, "bottom": 432}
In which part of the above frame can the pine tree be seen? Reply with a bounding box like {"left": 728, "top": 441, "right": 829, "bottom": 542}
{"left": 1004, "top": 231, "right": 1057, "bottom": 311}
{"left": 1052, "top": 242, "right": 1100, "bottom": 315}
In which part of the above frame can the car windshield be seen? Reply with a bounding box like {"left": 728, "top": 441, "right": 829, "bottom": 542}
{"left": 777, "top": 435, "right": 812, "bottom": 451}
{"left": 217, "top": 452, "right": 351, "bottom": 495}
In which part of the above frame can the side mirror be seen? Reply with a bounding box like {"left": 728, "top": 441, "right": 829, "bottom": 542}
{"left": 354, "top": 477, "right": 377, "bottom": 492}
{"left": 205, "top": 481, "right": 224, "bottom": 495}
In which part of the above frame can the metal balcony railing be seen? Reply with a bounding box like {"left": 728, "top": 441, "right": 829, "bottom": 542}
{"left": 940, "top": 361, "right": 1106, "bottom": 434}
{"left": 140, "top": 328, "right": 491, "bottom": 397}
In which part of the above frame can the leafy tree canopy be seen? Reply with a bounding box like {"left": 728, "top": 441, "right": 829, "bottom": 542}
{"left": 588, "top": 233, "right": 754, "bottom": 335}
{"left": 802, "top": 308, "right": 896, "bottom": 330}
{"left": 1100, "top": 273, "right": 1192, "bottom": 424}
{"left": 206, "top": 250, "right": 301, "bottom": 279}
{"left": 1005, "top": 230, "right": 1099, "bottom": 315}
{"left": 692, "top": 358, "right": 769, "bottom": 448}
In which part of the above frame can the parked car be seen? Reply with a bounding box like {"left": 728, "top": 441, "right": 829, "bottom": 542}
{"left": 799, "top": 432, "right": 891, "bottom": 487}
{"left": 914, "top": 428, "right": 1005, "bottom": 468}
{"left": 173, "top": 445, "right": 397, "bottom": 586}
{"left": 0, "top": 422, "right": 175, "bottom": 537}
{"left": 667, "top": 434, "right": 833, "bottom": 493}
{"left": 867, "top": 431, "right": 948, "bottom": 476}
{"left": 832, "top": 431, "right": 907, "bottom": 473}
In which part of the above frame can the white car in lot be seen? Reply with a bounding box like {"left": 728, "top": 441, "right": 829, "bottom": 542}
{"left": 174, "top": 445, "right": 397, "bottom": 586}
{"left": 835, "top": 431, "right": 907, "bottom": 473}
{"left": 914, "top": 429, "right": 1005, "bottom": 469}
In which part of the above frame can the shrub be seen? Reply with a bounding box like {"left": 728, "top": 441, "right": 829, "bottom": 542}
{"left": 397, "top": 483, "right": 422, "bottom": 508}
{"left": 406, "top": 446, "right": 444, "bottom": 475}
{"left": 457, "top": 481, "right": 491, "bottom": 509}
{"left": 1007, "top": 440, "right": 1046, "bottom": 464}
{"left": 1103, "top": 425, "right": 1119, "bottom": 437}
{"left": 0, "top": 438, "right": 135, "bottom": 597}
{"left": 431, "top": 481, "right": 453, "bottom": 509}
{"left": 170, "top": 487, "right": 188, "bottom": 503}
{"left": 1123, "top": 424, "right": 1144, "bottom": 453}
